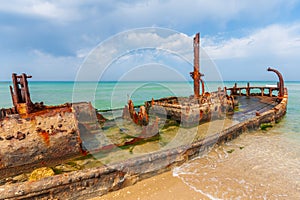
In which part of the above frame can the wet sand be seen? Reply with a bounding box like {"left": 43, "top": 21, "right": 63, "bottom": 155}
{"left": 92, "top": 171, "right": 209, "bottom": 200}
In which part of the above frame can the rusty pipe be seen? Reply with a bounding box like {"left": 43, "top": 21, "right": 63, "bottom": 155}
{"left": 267, "top": 67, "right": 284, "bottom": 97}
{"left": 200, "top": 78, "right": 205, "bottom": 95}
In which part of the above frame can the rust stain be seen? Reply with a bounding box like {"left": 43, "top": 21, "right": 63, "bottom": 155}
{"left": 0, "top": 157, "right": 3, "bottom": 168}
{"left": 21, "top": 106, "right": 72, "bottom": 119}
{"left": 40, "top": 161, "right": 47, "bottom": 166}
{"left": 81, "top": 149, "right": 88, "bottom": 156}
{"left": 200, "top": 110, "right": 204, "bottom": 121}
{"left": 39, "top": 131, "right": 50, "bottom": 146}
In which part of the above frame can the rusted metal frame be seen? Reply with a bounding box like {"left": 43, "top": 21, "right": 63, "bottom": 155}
{"left": 267, "top": 67, "right": 284, "bottom": 97}
{"left": 269, "top": 88, "right": 273, "bottom": 97}
{"left": 10, "top": 73, "right": 34, "bottom": 114}
{"left": 227, "top": 86, "right": 280, "bottom": 97}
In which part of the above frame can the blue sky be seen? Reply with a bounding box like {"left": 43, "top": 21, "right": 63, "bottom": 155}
{"left": 1, "top": 0, "right": 300, "bottom": 81}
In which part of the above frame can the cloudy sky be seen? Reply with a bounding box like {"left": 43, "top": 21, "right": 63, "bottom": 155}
{"left": 1, "top": 0, "right": 300, "bottom": 81}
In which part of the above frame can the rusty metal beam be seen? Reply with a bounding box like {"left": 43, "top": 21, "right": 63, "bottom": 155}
{"left": 21, "top": 73, "right": 32, "bottom": 106}
{"left": 194, "top": 33, "right": 200, "bottom": 98}
{"left": 11, "top": 73, "right": 20, "bottom": 107}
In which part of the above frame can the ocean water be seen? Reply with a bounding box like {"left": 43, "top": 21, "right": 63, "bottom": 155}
{"left": 0, "top": 81, "right": 299, "bottom": 199}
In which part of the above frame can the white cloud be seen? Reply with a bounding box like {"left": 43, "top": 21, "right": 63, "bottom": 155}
{"left": 203, "top": 23, "right": 300, "bottom": 60}
{"left": 201, "top": 23, "right": 300, "bottom": 81}
{"left": 0, "top": 0, "right": 296, "bottom": 26}
{"left": 111, "top": 0, "right": 297, "bottom": 29}
{"left": 74, "top": 28, "right": 195, "bottom": 81}
{"left": 0, "top": 0, "right": 81, "bottom": 22}
{"left": 76, "top": 48, "right": 91, "bottom": 58}
{"left": 75, "top": 28, "right": 227, "bottom": 81}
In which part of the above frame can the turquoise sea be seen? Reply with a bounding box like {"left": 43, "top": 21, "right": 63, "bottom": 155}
{"left": 0, "top": 81, "right": 299, "bottom": 199}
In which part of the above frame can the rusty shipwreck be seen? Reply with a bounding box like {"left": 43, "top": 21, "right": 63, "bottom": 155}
{"left": 0, "top": 33, "right": 288, "bottom": 199}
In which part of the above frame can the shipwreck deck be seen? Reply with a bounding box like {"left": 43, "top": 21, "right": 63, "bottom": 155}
{"left": 232, "top": 96, "right": 279, "bottom": 121}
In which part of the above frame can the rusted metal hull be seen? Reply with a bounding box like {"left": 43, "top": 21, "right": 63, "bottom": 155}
{"left": 0, "top": 89, "right": 288, "bottom": 200}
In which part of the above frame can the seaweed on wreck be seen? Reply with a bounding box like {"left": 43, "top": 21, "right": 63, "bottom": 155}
{"left": 260, "top": 123, "right": 273, "bottom": 131}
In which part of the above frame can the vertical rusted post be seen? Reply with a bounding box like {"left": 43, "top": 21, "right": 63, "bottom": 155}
{"left": 21, "top": 73, "right": 32, "bottom": 107}
{"left": 232, "top": 83, "right": 238, "bottom": 95}
{"left": 190, "top": 33, "right": 205, "bottom": 98}
{"left": 11, "top": 73, "right": 21, "bottom": 109}
{"left": 193, "top": 33, "right": 200, "bottom": 98}
{"left": 267, "top": 67, "right": 284, "bottom": 97}
{"left": 246, "top": 82, "right": 250, "bottom": 96}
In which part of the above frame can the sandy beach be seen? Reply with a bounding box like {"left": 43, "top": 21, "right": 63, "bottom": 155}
{"left": 92, "top": 171, "right": 209, "bottom": 200}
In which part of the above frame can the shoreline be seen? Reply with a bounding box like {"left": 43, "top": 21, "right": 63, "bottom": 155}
{"left": 93, "top": 171, "right": 210, "bottom": 200}
{"left": 96, "top": 127, "right": 300, "bottom": 200}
